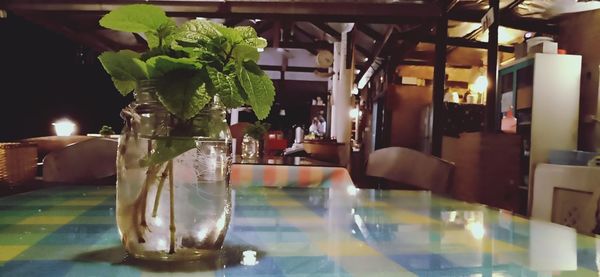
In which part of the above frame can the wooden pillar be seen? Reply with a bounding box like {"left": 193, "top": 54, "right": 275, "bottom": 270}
{"left": 485, "top": 0, "right": 499, "bottom": 131}
{"left": 431, "top": 1, "right": 448, "bottom": 157}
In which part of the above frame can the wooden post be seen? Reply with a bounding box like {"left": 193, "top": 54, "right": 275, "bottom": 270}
{"left": 485, "top": 0, "right": 499, "bottom": 131}
{"left": 431, "top": 1, "right": 448, "bottom": 157}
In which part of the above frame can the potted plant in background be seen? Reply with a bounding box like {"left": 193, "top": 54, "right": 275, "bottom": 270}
{"left": 241, "top": 121, "right": 271, "bottom": 159}
{"left": 97, "top": 4, "right": 275, "bottom": 260}
{"left": 98, "top": 125, "right": 115, "bottom": 138}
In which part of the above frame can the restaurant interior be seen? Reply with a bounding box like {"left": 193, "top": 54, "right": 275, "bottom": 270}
{"left": 1, "top": 0, "right": 600, "bottom": 275}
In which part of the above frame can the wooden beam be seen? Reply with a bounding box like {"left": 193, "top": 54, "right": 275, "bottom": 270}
{"left": 418, "top": 34, "right": 514, "bottom": 53}
{"left": 449, "top": 9, "right": 557, "bottom": 34}
{"left": 356, "top": 24, "right": 383, "bottom": 41}
{"left": 485, "top": 0, "right": 500, "bottom": 131}
{"left": 255, "top": 20, "right": 274, "bottom": 36}
{"left": 356, "top": 26, "right": 394, "bottom": 85}
{"left": 311, "top": 22, "right": 341, "bottom": 41}
{"left": 274, "top": 41, "right": 333, "bottom": 51}
{"left": 260, "top": 65, "right": 327, "bottom": 73}
{"left": 294, "top": 25, "right": 318, "bottom": 42}
{"left": 2, "top": 1, "right": 441, "bottom": 23}
{"left": 431, "top": 1, "right": 448, "bottom": 157}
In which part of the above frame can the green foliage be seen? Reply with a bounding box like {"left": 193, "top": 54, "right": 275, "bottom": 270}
{"left": 99, "top": 125, "right": 115, "bottom": 136}
{"left": 97, "top": 4, "right": 275, "bottom": 120}
{"left": 244, "top": 121, "right": 271, "bottom": 140}
{"left": 156, "top": 70, "right": 211, "bottom": 120}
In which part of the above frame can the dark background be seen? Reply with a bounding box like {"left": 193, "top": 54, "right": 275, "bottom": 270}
{"left": 0, "top": 13, "right": 328, "bottom": 141}
{"left": 0, "top": 13, "right": 131, "bottom": 141}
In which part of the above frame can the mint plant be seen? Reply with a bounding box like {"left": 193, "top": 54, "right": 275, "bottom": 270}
{"left": 98, "top": 4, "right": 275, "bottom": 120}
{"left": 99, "top": 4, "right": 275, "bottom": 254}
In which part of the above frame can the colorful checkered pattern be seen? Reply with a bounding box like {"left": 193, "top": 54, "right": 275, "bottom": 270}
{"left": 0, "top": 185, "right": 598, "bottom": 276}
{"left": 230, "top": 164, "right": 350, "bottom": 188}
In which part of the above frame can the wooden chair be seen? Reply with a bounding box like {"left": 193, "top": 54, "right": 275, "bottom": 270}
{"left": 42, "top": 138, "right": 117, "bottom": 183}
{"left": 229, "top": 122, "right": 251, "bottom": 156}
{"left": 365, "top": 147, "right": 455, "bottom": 194}
{"left": 21, "top": 135, "right": 93, "bottom": 161}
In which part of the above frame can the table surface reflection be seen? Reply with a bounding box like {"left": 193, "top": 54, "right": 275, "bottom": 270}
{"left": 0, "top": 184, "right": 598, "bottom": 276}
{"left": 232, "top": 155, "right": 339, "bottom": 167}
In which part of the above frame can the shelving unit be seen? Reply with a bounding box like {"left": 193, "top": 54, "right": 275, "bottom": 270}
{"left": 497, "top": 53, "right": 582, "bottom": 215}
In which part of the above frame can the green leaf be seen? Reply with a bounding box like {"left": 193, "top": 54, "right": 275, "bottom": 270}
{"left": 112, "top": 78, "right": 137, "bottom": 95}
{"left": 146, "top": 56, "right": 200, "bottom": 78}
{"left": 236, "top": 61, "right": 275, "bottom": 120}
{"left": 156, "top": 71, "right": 211, "bottom": 120}
{"left": 99, "top": 4, "right": 170, "bottom": 34}
{"left": 139, "top": 138, "right": 196, "bottom": 167}
{"left": 232, "top": 44, "right": 259, "bottom": 63}
{"left": 176, "top": 19, "right": 221, "bottom": 43}
{"left": 98, "top": 50, "right": 149, "bottom": 95}
{"left": 234, "top": 26, "right": 267, "bottom": 48}
{"left": 235, "top": 26, "right": 258, "bottom": 40}
{"left": 206, "top": 66, "right": 244, "bottom": 108}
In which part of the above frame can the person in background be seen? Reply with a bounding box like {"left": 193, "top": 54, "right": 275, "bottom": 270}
{"left": 309, "top": 117, "right": 321, "bottom": 136}
{"left": 317, "top": 115, "right": 327, "bottom": 136}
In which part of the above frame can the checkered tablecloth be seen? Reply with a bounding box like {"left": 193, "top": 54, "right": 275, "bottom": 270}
{"left": 0, "top": 184, "right": 599, "bottom": 276}
{"left": 230, "top": 164, "right": 350, "bottom": 188}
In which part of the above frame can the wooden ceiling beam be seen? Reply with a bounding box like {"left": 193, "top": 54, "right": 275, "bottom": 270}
{"left": 311, "top": 22, "right": 341, "bottom": 41}
{"left": 449, "top": 9, "right": 557, "bottom": 34}
{"left": 356, "top": 26, "right": 394, "bottom": 85}
{"left": 356, "top": 24, "right": 383, "bottom": 41}
{"left": 1, "top": 1, "right": 441, "bottom": 23}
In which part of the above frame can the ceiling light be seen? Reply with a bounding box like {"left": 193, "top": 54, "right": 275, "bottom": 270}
{"left": 363, "top": 57, "right": 369, "bottom": 62}
{"left": 354, "top": 69, "right": 361, "bottom": 74}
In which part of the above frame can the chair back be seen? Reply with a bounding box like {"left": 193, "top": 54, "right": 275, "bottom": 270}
{"left": 42, "top": 138, "right": 117, "bottom": 183}
{"left": 229, "top": 122, "right": 251, "bottom": 156}
{"left": 366, "top": 147, "right": 454, "bottom": 194}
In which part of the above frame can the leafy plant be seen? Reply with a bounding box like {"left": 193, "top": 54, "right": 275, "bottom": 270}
{"left": 97, "top": 4, "right": 276, "bottom": 254}
{"left": 99, "top": 125, "right": 115, "bottom": 136}
{"left": 98, "top": 4, "right": 275, "bottom": 120}
{"left": 244, "top": 121, "right": 271, "bottom": 140}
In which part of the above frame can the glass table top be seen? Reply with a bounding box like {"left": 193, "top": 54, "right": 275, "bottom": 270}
{"left": 0, "top": 184, "right": 598, "bottom": 276}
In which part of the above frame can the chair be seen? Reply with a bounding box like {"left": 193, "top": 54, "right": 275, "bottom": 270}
{"left": 229, "top": 122, "right": 251, "bottom": 156}
{"left": 365, "top": 147, "right": 454, "bottom": 194}
{"left": 42, "top": 138, "right": 117, "bottom": 183}
{"left": 21, "top": 135, "right": 93, "bottom": 161}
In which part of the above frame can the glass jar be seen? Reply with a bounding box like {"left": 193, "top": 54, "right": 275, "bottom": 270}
{"left": 116, "top": 80, "right": 232, "bottom": 261}
{"left": 240, "top": 134, "right": 260, "bottom": 160}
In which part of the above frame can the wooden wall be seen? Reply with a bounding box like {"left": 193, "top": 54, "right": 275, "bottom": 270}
{"left": 559, "top": 9, "right": 600, "bottom": 151}
{"left": 386, "top": 84, "right": 432, "bottom": 151}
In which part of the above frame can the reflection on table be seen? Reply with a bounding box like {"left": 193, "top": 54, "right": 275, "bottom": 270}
{"left": 0, "top": 183, "right": 598, "bottom": 276}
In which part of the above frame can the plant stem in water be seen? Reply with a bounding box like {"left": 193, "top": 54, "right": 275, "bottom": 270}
{"left": 133, "top": 163, "right": 162, "bottom": 243}
{"left": 168, "top": 160, "right": 176, "bottom": 254}
{"left": 151, "top": 165, "right": 170, "bottom": 217}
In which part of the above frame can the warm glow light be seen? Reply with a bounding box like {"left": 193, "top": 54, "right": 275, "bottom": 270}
{"left": 53, "top": 119, "right": 76, "bottom": 136}
{"left": 472, "top": 75, "right": 488, "bottom": 94}
{"left": 349, "top": 108, "right": 362, "bottom": 119}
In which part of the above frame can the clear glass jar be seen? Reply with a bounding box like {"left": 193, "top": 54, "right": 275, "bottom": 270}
{"left": 116, "top": 80, "right": 232, "bottom": 261}
{"left": 241, "top": 134, "right": 260, "bottom": 160}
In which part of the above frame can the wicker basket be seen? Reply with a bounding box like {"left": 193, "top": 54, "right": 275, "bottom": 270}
{"left": 0, "top": 142, "right": 38, "bottom": 185}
